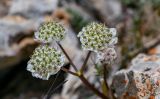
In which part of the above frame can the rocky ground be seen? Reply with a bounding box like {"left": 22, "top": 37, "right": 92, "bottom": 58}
{"left": 0, "top": 0, "right": 160, "bottom": 99}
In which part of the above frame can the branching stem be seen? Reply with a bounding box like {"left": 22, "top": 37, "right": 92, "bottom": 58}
{"left": 61, "top": 67, "right": 79, "bottom": 76}
{"left": 58, "top": 43, "right": 109, "bottom": 99}
{"left": 78, "top": 75, "right": 109, "bottom": 99}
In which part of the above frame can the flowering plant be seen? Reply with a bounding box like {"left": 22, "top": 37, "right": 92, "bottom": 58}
{"left": 27, "top": 21, "right": 117, "bottom": 99}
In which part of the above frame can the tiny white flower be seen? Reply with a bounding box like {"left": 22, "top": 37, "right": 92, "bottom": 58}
{"left": 109, "top": 37, "right": 118, "bottom": 46}
{"left": 109, "top": 28, "right": 117, "bottom": 37}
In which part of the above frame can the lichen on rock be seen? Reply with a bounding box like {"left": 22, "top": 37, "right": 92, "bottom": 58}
{"left": 112, "top": 54, "right": 160, "bottom": 99}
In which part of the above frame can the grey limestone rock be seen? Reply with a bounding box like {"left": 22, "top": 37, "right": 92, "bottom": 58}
{"left": 9, "top": 0, "right": 58, "bottom": 18}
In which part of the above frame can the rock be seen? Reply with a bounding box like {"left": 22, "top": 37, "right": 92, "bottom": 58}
{"left": 51, "top": 8, "right": 71, "bottom": 26}
{"left": 112, "top": 54, "right": 160, "bottom": 99}
{"left": 0, "top": 37, "right": 38, "bottom": 70}
{"left": 148, "top": 44, "right": 160, "bottom": 54}
{"left": 0, "top": 16, "right": 36, "bottom": 56}
{"left": 0, "top": 0, "right": 11, "bottom": 17}
{"left": 0, "top": 15, "right": 41, "bottom": 69}
{"left": 90, "top": 0, "right": 122, "bottom": 22}
{"left": 9, "top": 0, "right": 58, "bottom": 18}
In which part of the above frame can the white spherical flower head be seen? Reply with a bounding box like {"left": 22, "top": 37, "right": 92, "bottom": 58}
{"left": 78, "top": 22, "right": 118, "bottom": 52}
{"left": 96, "top": 48, "right": 117, "bottom": 64}
{"left": 27, "top": 45, "right": 65, "bottom": 80}
{"left": 35, "top": 21, "right": 66, "bottom": 43}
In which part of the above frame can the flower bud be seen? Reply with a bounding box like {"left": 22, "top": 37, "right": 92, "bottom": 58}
{"left": 96, "top": 48, "right": 117, "bottom": 64}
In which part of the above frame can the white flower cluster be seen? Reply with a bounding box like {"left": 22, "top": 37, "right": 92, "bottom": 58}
{"left": 78, "top": 22, "right": 117, "bottom": 52}
{"left": 35, "top": 21, "right": 66, "bottom": 43}
{"left": 27, "top": 45, "right": 65, "bottom": 80}
{"left": 78, "top": 22, "right": 117, "bottom": 64}
{"left": 96, "top": 48, "right": 117, "bottom": 64}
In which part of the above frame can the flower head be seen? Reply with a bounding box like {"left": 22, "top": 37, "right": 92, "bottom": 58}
{"left": 96, "top": 48, "right": 117, "bottom": 64}
{"left": 27, "top": 45, "right": 65, "bottom": 80}
{"left": 35, "top": 21, "right": 66, "bottom": 43}
{"left": 78, "top": 22, "right": 117, "bottom": 52}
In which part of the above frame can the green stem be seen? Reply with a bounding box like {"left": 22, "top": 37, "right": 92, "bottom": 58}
{"left": 102, "top": 64, "right": 116, "bottom": 99}
{"left": 102, "top": 65, "right": 109, "bottom": 95}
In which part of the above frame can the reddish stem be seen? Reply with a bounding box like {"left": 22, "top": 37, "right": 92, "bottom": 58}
{"left": 57, "top": 42, "right": 78, "bottom": 72}
{"left": 79, "top": 75, "right": 109, "bottom": 99}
